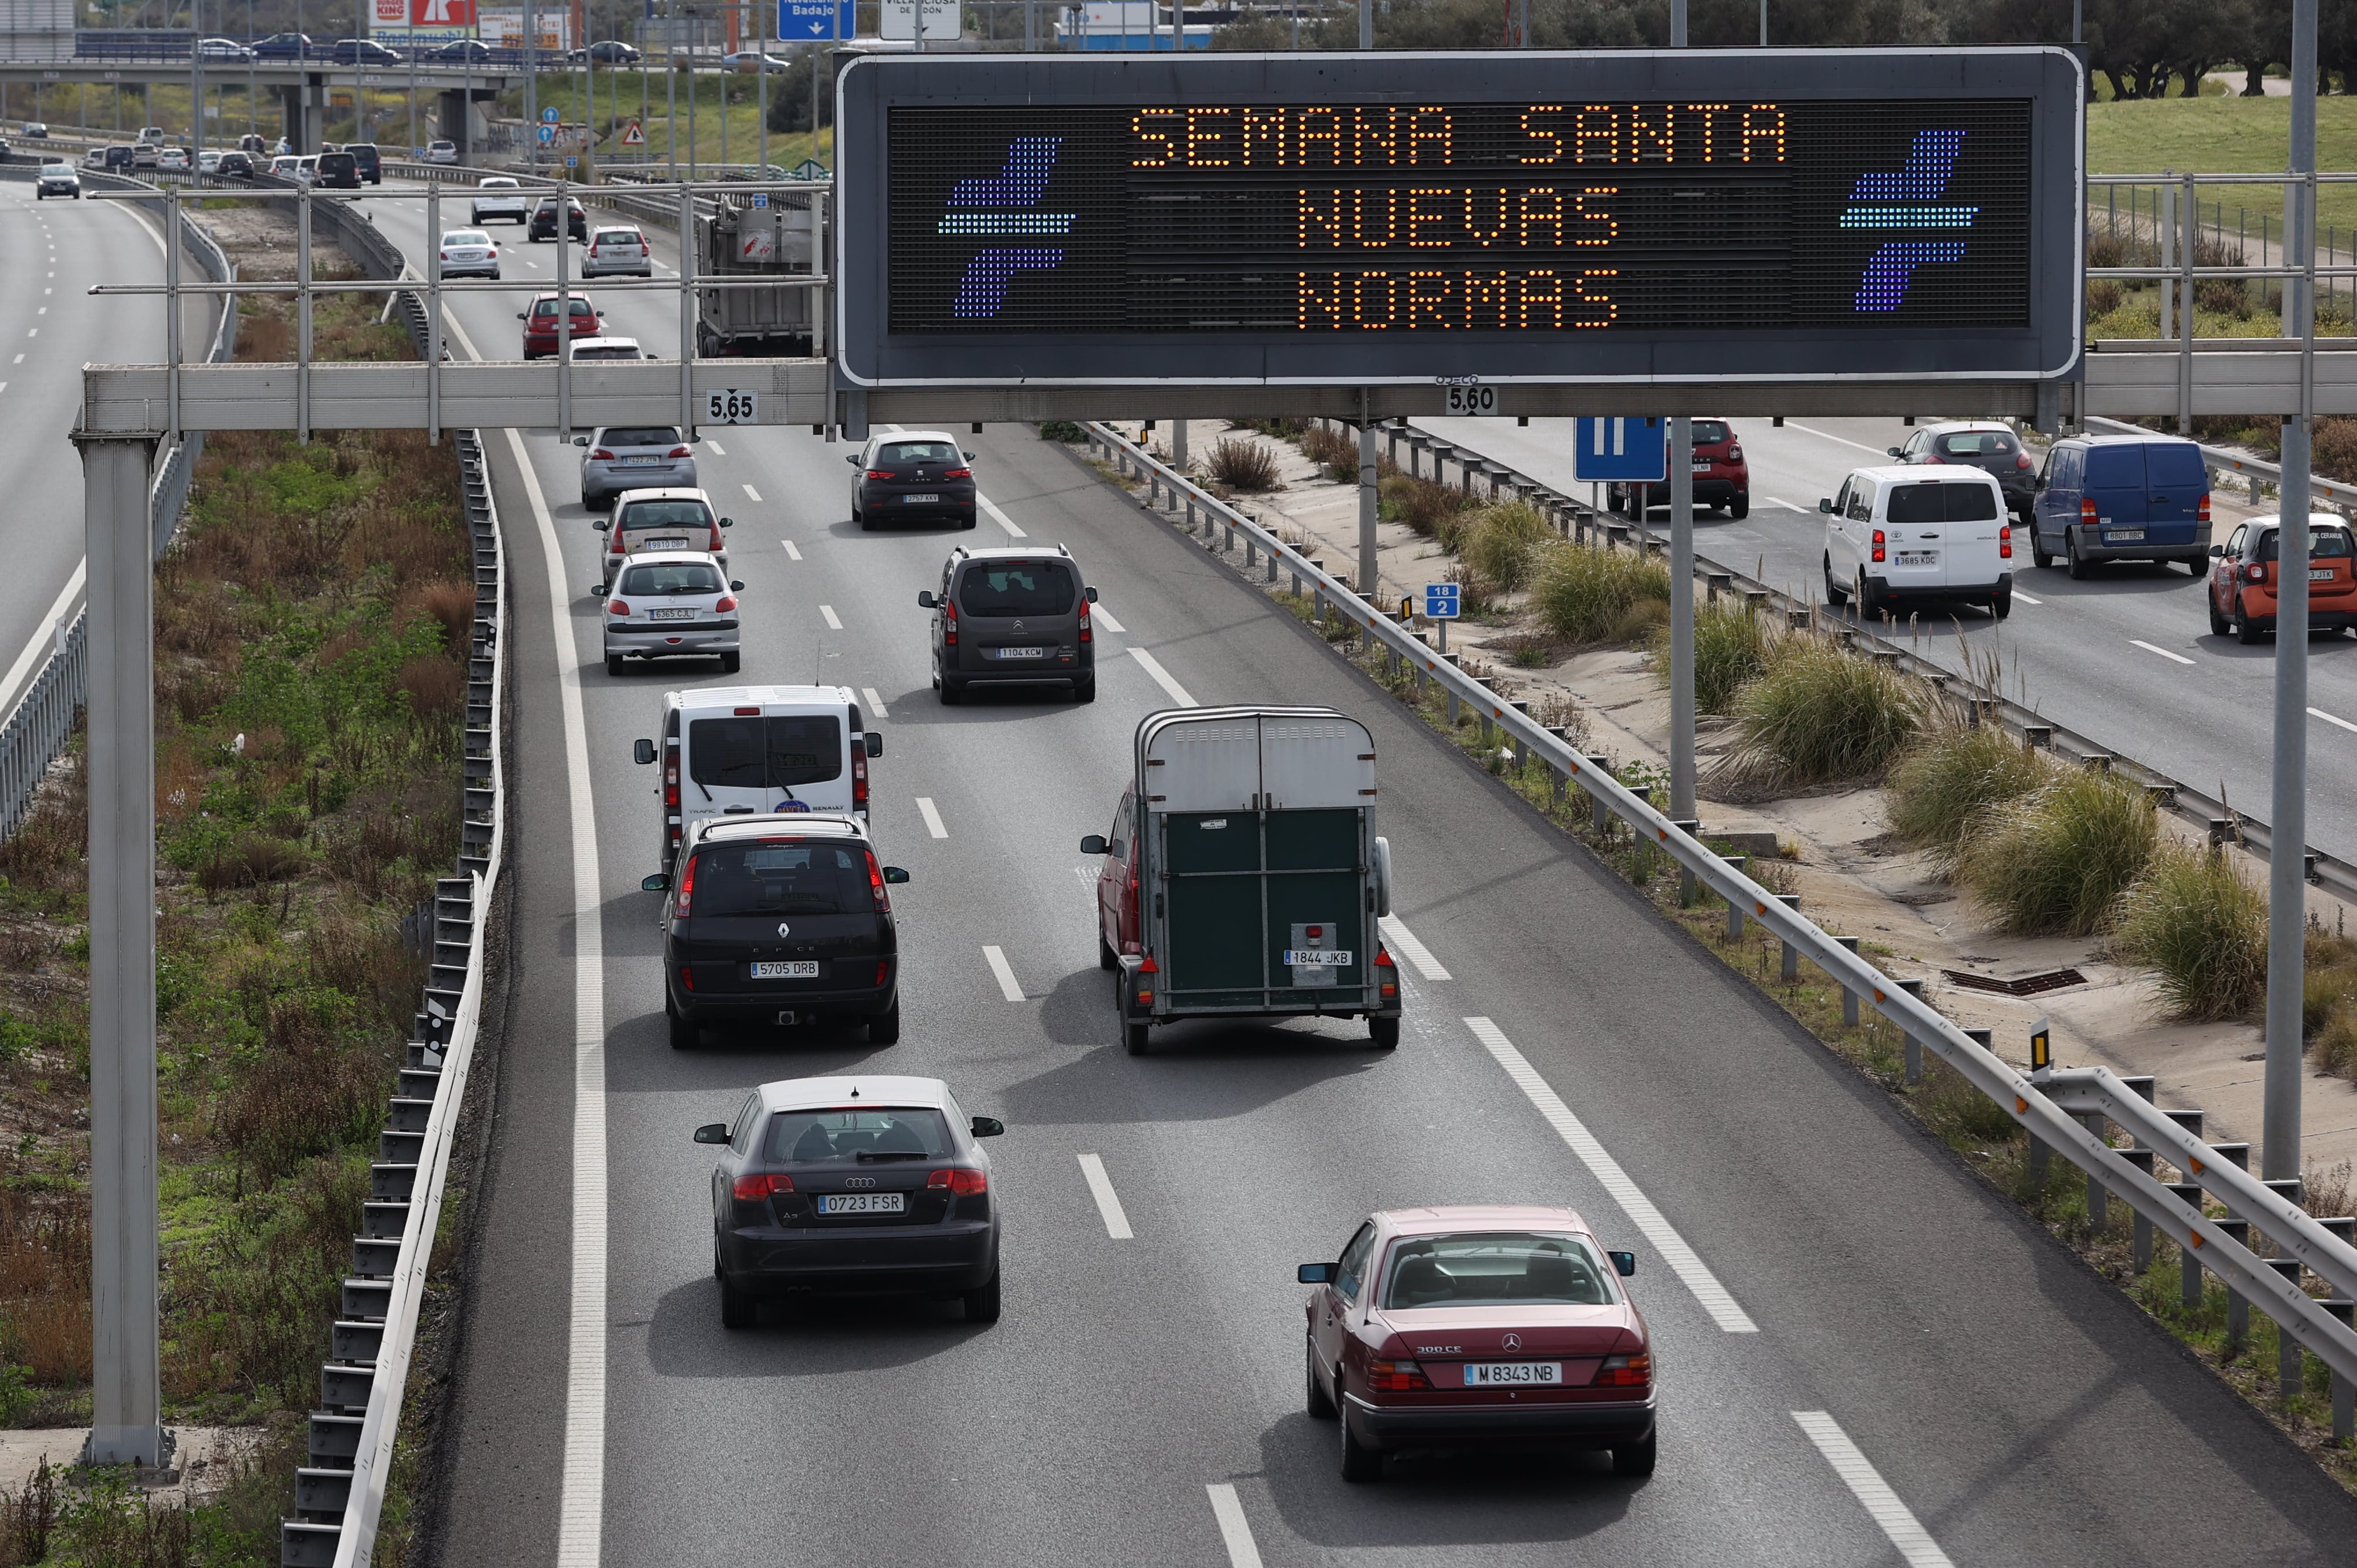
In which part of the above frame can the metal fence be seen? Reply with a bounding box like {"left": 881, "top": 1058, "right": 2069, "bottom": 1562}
{"left": 1085, "top": 418, "right": 2357, "bottom": 1416}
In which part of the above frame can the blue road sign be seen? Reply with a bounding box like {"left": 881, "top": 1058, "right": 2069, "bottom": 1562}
{"left": 542, "top": 106, "right": 560, "bottom": 123}
{"left": 565, "top": 155, "right": 579, "bottom": 168}
{"left": 778, "top": 0, "right": 853, "bottom": 38}
{"left": 1423, "top": 583, "right": 1460, "bottom": 619}
{"left": 752, "top": 192, "right": 769, "bottom": 208}
{"left": 536, "top": 124, "right": 556, "bottom": 144}
{"left": 1572, "top": 418, "right": 1669, "bottom": 484}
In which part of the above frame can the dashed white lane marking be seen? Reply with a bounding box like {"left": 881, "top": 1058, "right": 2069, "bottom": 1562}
{"left": 1464, "top": 1017, "right": 1757, "bottom": 1333}
{"left": 1092, "top": 604, "right": 1125, "bottom": 633}
{"left": 978, "top": 493, "right": 1027, "bottom": 538}
{"left": 779, "top": 539, "right": 801, "bottom": 560}
{"left": 2130, "top": 638, "right": 2196, "bottom": 666}
{"left": 1784, "top": 420, "right": 1890, "bottom": 456}
{"left": 1130, "top": 647, "right": 1195, "bottom": 707}
{"left": 1076, "top": 1153, "right": 1134, "bottom": 1239}
{"left": 981, "top": 944, "right": 1024, "bottom": 1002}
{"left": 35, "top": 308, "right": 44, "bottom": 315}
{"left": 818, "top": 604, "right": 842, "bottom": 630}
{"left": 1791, "top": 1412, "right": 1955, "bottom": 1568}
{"left": 10, "top": 354, "right": 21, "bottom": 364}
{"left": 1376, "top": 914, "right": 1450, "bottom": 982}
{"left": 24, "top": 329, "right": 34, "bottom": 338}
{"left": 2313, "top": 706, "right": 2357, "bottom": 735}
{"left": 1205, "top": 1484, "right": 1264, "bottom": 1568}
{"left": 915, "top": 796, "right": 948, "bottom": 839}
{"left": 1767, "top": 496, "right": 1801, "bottom": 511}
{"left": 2011, "top": 589, "right": 2042, "bottom": 605}
{"left": 741, "top": 482, "right": 762, "bottom": 502}
{"left": 861, "top": 686, "right": 888, "bottom": 718}
{"left": 704, "top": 438, "right": 726, "bottom": 455}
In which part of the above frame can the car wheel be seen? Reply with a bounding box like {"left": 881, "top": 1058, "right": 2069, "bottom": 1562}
{"left": 1991, "top": 588, "right": 2012, "bottom": 622}
{"left": 717, "top": 1255, "right": 756, "bottom": 1330}
{"left": 605, "top": 653, "right": 624, "bottom": 677}
{"left": 2030, "top": 531, "right": 2054, "bottom": 569}
{"left": 962, "top": 1267, "right": 1002, "bottom": 1324}
{"left": 1306, "top": 1341, "right": 1337, "bottom": 1420}
{"left": 719, "top": 651, "right": 741, "bottom": 674}
{"left": 1728, "top": 495, "right": 1749, "bottom": 520}
{"left": 1611, "top": 1429, "right": 1658, "bottom": 1479}
{"left": 1339, "top": 1404, "right": 1383, "bottom": 1482}
{"left": 867, "top": 1001, "right": 900, "bottom": 1044}
{"left": 1123, "top": 1018, "right": 1151, "bottom": 1055}
{"left": 1368, "top": 1015, "right": 1401, "bottom": 1049}
{"left": 666, "top": 993, "right": 698, "bottom": 1050}
{"left": 1099, "top": 934, "right": 1118, "bottom": 972}
{"left": 1854, "top": 569, "right": 1880, "bottom": 622}
{"left": 940, "top": 679, "right": 964, "bottom": 706}
{"left": 2066, "top": 531, "right": 2089, "bottom": 580}
{"left": 1822, "top": 554, "right": 1848, "bottom": 606}
{"left": 1074, "top": 676, "right": 1096, "bottom": 704}
{"left": 2186, "top": 556, "right": 2209, "bottom": 575}
{"left": 2236, "top": 594, "right": 2265, "bottom": 645}
{"left": 2208, "top": 589, "right": 2231, "bottom": 637}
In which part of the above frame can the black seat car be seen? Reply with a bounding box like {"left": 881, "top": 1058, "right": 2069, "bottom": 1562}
{"left": 916, "top": 543, "right": 1098, "bottom": 705}
{"left": 644, "top": 814, "right": 906, "bottom": 1047}
{"left": 847, "top": 429, "right": 976, "bottom": 529}
{"left": 528, "top": 195, "right": 589, "bottom": 242}
{"left": 217, "top": 150, "right": 254, "bottom": 179}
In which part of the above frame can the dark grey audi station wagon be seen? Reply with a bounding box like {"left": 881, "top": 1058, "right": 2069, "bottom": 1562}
{"left": 643, "top": 814, "right": 907, "bottom": 1048}
{"left": 695, "top": 1074, "right": 1005, "bottom": 1327}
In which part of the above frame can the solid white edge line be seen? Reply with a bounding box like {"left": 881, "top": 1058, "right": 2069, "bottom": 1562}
{"left": 1092, "top": 603, "right": 1125, "bottom": 633}
{"left": 741, "top": 483, "right": 762, "bottom": 502}
{"left": 1790, "top": 1411, "right": 1956, "bottom": 1568}
{"left": 781, "top": 539, "right": 802, "bottom": 560}
{"left": 860, "top": 685, "right": 889, "bottom": 719}
{"left": 1464, "top": 1017, "right": 1757, "bottom": 1333}
{"left": 1204, "top": 1484, "right": 1264, "bottom": 1568}
{"left": 0, "top": 561, "right": 84, "bottom": 718}
{"left": 506, "top": 427, "right": 609, "bottom": 1568}
{"left": 2311, "top": 706, "right": 2357, "bottom": 735}
{"left": 982, "top": 944, "right": 1024, "bottom": 1001}
{"left": 1376, "top": 913, "right": 1451, "bottom": 982}
{"left": 1076, "top": 1152, "right": 1135, "bottom": 1240}
{"left": 2010, "top": 589, "right": 2042, "bottom": 605}
{"left": 915, "top": 796, "right": 948, "bottom": 839}
{"left": 1129, "top": 647, "right": 1196, "bottom": 707}
{"left": 2129, "top": 638, "right": 2196, "bottom": 666}
{"left": 819, "top": 604, "right": 843, "bottom": 630}
{"left": 978, "top": 493, "right": 1027, "bottom": 538}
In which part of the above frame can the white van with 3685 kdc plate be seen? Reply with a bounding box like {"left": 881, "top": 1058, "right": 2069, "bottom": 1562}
{"left": 633, "top": 685, "right": 881, "bottom": 873}
{"left": 1820, "top": 464, "right": 2014, "bottom": 622}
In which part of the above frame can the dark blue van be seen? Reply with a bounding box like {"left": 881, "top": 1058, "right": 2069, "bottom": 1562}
{"left": 2029, "top": 434, "right": 2212, "bottom": 578}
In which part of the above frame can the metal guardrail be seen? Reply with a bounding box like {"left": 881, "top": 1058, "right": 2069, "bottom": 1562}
{"left": 1082, "top": 419, "right": 2357, "bottom": 1404}
{"left": 0, "top": 164, "right": 235, "bottom": 840}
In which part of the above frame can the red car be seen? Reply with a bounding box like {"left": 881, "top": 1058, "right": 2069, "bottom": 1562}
{"left": 1606, "top": 418, "right": 1749, "bottom": 520}
{"left": 1091, "top": 787, "right": 1140, "bottom": 966}
{"left": 2207, "top": 513, "right": 2357, "bottom": 644}
{"left": 1299, "top": 1204, "right": 1655, "bottom": 1482}
{"left": 518, "top": 292, "right": 603, "bottom": 360}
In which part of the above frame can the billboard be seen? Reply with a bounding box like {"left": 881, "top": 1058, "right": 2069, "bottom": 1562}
{"left": 835, "top": 49, "right": 2083, "bottom": 390}
{"left": 369, "top": 0, "right": 477, "bottom": 42}
{"left": 477, "top": 7, "right": 571, "bottom": 50}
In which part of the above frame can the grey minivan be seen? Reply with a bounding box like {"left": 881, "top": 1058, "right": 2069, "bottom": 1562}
{"left": 916, "top": 545, "right": 1097, "bottom": 704}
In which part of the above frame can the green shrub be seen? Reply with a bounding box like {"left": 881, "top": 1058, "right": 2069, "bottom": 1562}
{"left": 1459, "top": 502, "right": 1555, "bottom": 595}
{"left": 1957, "top": 768, "right": 2158, "bottom": 937}
{"left": 1721, "top": 640, "right": 1932, "bottom": 786}
{"left": 1380, "top": 471, "right": 1475, "bottom": 539}
{"left": 1207, "top": 438, "right": 1281, "bottom": 491}
{"left": 1038, "top": 420, "right": 1087, "bottom": 443}
{"left": 1530, "top": 543, "right": 1671, "bottom": 643}
{"left": 1299, "top": 424, "right": 1358, "bottom": 482}
{"left": 2306, "top": 932, "right": 2357, "bottom": 1046}
{"left": 2115, "top": 842, "right": 2270, "bottom": 1019}
{"left": 1886, "top": 723, "right": 2057, "bottom": 862}
{"left": 1653, "top": 601, "right": 1777, "bottom": 714}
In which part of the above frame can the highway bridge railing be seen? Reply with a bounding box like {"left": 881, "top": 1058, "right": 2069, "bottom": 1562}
{"left": 1082, "top": 417, "right": 2357, "bottom": 1424}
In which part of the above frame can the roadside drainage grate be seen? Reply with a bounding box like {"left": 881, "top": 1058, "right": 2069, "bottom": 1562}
{"left": 1940, "top": 967, "right": 2088, "bottom": 997}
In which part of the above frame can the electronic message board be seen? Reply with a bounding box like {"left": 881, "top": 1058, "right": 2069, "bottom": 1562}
{"left": 835, "top": 49, "right": 2083, "bottom": 390}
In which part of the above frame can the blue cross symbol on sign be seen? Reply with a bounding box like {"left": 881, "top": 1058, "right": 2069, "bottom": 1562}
{"left": 1572, "top": 417, "right": 1669, "bottom": 483}
{"left": 542, "top": 106, "right": 559, "bottom": 123}
{"left": 1423, "top": 583, "right": 1460, "bottom": 619}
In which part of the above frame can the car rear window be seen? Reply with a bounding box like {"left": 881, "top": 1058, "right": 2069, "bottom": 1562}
{"left": 959, "top": 561, "right": 1076, "bottom": 617}
{"left": 1380, "top": 1232, "right": 1618, "bottom": 1309}
{"left": 531, "top": 299, "right": 597, "bottom": 317}
{"left": 1689, "top": 420, "right": 1730, "bottom": 445}
{"left": 686, "top": 841, "right": 869, "bottom": 916}
{"left": 600, "top": 427, "right": 681, "bottom": 449}
{"left": 2085, "top": 445, "right": 2146, "bottom": 489}
{"left": 619, "top": 561, "right": 721, "bottom": 596}
{"left": 596, "top": 229, "right": 644, "bottom": 246}
{"left": 1885, "top": 481, "right": 1997, "bottom": 524}
{"left": 764, "top": 1107, "right": 953, "bottom": 1163}
{"left": 1937, "top": 430, "right": 2017, "bottom": 456}
{"left": 441, "top": 231, "right": 491, "bottom": 246}
{"left": 2147, "top": 443, "right": 2207, "bottom": 487}
{"left": 575, "top": 344, "right": 642, "bottom": 359}
{"left": 880, "top": 440, "right": 959, "bottom": 466}
{"left": 2257, "top": 528, "right": 2355, "bottom": 561}
{"left": 616, "top": 500, "right": 711, "bottom": 532}
{"left": 687, "top": 714, "right": 842, "bottom": 787}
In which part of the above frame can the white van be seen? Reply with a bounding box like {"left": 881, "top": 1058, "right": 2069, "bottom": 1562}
{"left": 631, "top": 685, "right": 882, "bottom": 871}
{"left": 1820, "top": 464, "right": 2014, "bottom": 621}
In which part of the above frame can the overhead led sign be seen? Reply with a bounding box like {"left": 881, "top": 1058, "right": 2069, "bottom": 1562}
{"left": 835, "top": 49, "right": 2083, "bottom": 389}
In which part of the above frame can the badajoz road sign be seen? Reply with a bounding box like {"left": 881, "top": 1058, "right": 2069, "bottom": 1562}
{"left": 835, "top": 49, "right": 2083, "bottom": 392}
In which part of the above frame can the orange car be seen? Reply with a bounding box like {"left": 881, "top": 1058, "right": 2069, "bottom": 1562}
{"left": 2207, "top": 514, "right": 2357, "bottom": 643}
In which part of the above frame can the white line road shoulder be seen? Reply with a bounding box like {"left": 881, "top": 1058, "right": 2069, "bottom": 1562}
{"left": 2010, "top": 589, "right": 2042, "bottom": 605}
{"left": 2129, "top": 638, "right": 2196, "bottom": 666}
{"left": 1091, "top": 604, "right": 1125, "bottom": 633}
{"left": 1076, "top": 1153, "right": 1135, "bottom": 1239}
{"left": 978, "top": 493, "right": 1027, "bottom": 538}
{"left": 2311, "top": 706, "right": 2357, "bottom": 735}
{"left": 982, "top": 944, "right": 1024, "bottom": 1002}
{"left": 1377, "top": 914, "right": 1450, "bottom": 982}
{"left": 1466, "top": 1017, "right": 1757, "bottom": 1333}
{"left": 1791, "top": 1411, "right": 1955, "bottom": 1568}
{"left": 819, "top": 604, "right": 843, "bottom": 630}
{"left": 1204, "top": 1484, "right": 1264, "bottom": 1568}
{"left": 861, "top": 685, "right": 888, "bottom": 718}
{"left": 1130, "top": 647, "right": 1196, "bottom": 707}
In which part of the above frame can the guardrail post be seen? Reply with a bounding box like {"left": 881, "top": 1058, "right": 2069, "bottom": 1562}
{"left": 2120, "top": 1146, "right": 2157, "bottom": 1271}
{"left": 1776, "top": 894, "right": 1803, "bottom": 979}
{"left": 1585, "top": 754, "right": 1613, "bottom": 834}
{"left": 2217, "top": 1216, "right": 2252, "bottom": 1346}
{"left": 1835, "top": 936, "right": 1861, "bottom": 1025}
{"left": 1722, "top": 856, "right": 1749, "bottom": 937}
{"left": 1673, "top": 820, "right": 1701, "bottom": 905}
{"left": 2327, "top": 1299, "right": 2357, "bottom": 1441}
{"left": 2166, "top": 1181, "right": 2207, "bottom": 1305}
{"left": 2268, "top": 1258, "right": 2307, "bottom": 1396}
{"left": 1898, "top": 978, "right": 1928, "bottom": 1083}
{"left": 2077, "top": 1112, "right": 2111, "bottom": 1227}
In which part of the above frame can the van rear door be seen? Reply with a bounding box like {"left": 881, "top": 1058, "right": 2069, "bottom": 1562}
{"left": 678, "top": 707, "right": 851, "bottom": 839}
{"left": 1937, "top": 476, "right": 2005, "bottom": 589}
{"left": 2083, "top": 444, "right": 2148, "bottom": 545}
{"left": 2144, "top": 441, "right": 2207, "bottom": 549}
{"left": 1878, "top": 481, "right": 1952, "bottom": 594}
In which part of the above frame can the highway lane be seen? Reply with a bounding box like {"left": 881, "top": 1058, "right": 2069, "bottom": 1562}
{"left": 0, "top": 178, "right": 198, "bottom": 718}
{"left": 345, "top": 208, "right": 2357, "bottom": 1565}
{"left": 1417, "top": 412, "right": 2357, "bottom": 864}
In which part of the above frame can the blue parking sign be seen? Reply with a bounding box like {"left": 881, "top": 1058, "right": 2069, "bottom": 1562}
{"left": 1572, "top": 418, "right": 1669, "bottom": 484}
{"left": 1423, "top": 583, "right": 1460, "bottom": 619}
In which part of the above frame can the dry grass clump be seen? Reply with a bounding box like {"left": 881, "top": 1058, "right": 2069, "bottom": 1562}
{"left": 1298, "top": 424, "right": 1359, "bottom": 483}
{"left": 1208, "top": 437, "right": 1281, "bottom": 492}
{"left": 1380, "top": 470, "right": 1477, "bottom": 540}
{"left": 2308, "top": 932, "right": 2357, "bottom": 1079}
{"left": 1652, "top": 600, "right": 1780, "bottom": 714}
{"left": 1458, "top": 501, "right": 1555, "bottom": 596}
{"left": 2115, "top": 843, "right": 2271, "bottom": 1019}
{"left": 1957, "top": 767, "right": 2159, "bottom": 937}
{"left": 1530, "top": 542, "right": 1672, "bottom": 643}
{"left": 1718, "top": 638, "right": 1934, "bottom": 787}
{"left": 1886, "top": 721, "right": 2058, "bottom": 865}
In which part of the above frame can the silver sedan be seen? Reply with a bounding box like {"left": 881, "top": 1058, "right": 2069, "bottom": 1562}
{"left": 437, "top": 228, "right": 501, "bottom": 280}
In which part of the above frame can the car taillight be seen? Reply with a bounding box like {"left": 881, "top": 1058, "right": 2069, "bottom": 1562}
{"left": 2015, "top": 452, "right": 2034, "bottom": 470}
{"left": 1725, "top": 444, "right": 1742, "bottom": 463}
{"left": 1375, "top": 944, "right": 1397, "bottom": 1000}
{"left": 715, "top": 595, "right": 737, "bottom": 612}
{"left": 865, "top": 469, "right": 893, "bottom": 480}
{"left": 607, "top": 599, "right": 629, "bottom": 615}
{"left": 853, "top": 750, "right": 869, "bottom": 815}
{"left": 1136, "top": 955, "right": 1156, "bottom": 1007}
{"left": 1921, "top": 452, "right": 1945, "bottom": 464}
{"left": 668, "top": 445, "right": 692, "bottom": 458}
{"left": 1366, "top": 1358, "right": 1433, "bottom": 1393}
{"left": 926, "top": 1168, "right": 987, "bottom": 1195}
{"left": 2081, "top": 497, "right": 2098, "bottom": 524}
{"left": 2246, "top": 561, "right": 2268, "bottom": 583}
{"left": 664, "top": 759, "right": 679, "bottom": 808}
{"left": 592, "top": 448, "right": 615, "bottom": 460}
{"left": 875, "top": 959, "right": 890, "bottom": 986}
{"left": 708, "top": 525, "right": 724, "bottom": 550}
{"left": 438, "top": 249, "right": 448, "bottom": 260}
{"left": 942, "top": 600, "right": 958, "bottom": 646}
{"left": 1078, "top": 606, "right": 1092, "bottom": 644}
{"left": 944, "top": 467, "right": 972, "bottom": 480}
{"left": 732, "top": 1173, "right": 792, "bottom": 1199}
{"left": 1594, "top": 1352, "right": 1652, "bottom": 1389}
{"left": 677, "top": 965, "right": 694, "bottom": 990}
{"left": 864, "top": 846, "right": 887, "bottom": 911}
{"left": 1871, "top": 528, "right": 1885, "bottom": 564}
{"left": 1999, "top": 524, "right": 2012, "bottom": 560}
{"left": 676, "top": 854, "right": 697, "bottom": 915}
{"left": 2198, "top": 492, "right": 2211, "bottom": 522}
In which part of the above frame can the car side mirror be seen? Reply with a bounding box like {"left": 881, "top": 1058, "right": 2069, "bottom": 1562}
{"left": 917, "top": 590, "right": 938, "bottom": 608}
{"left": 969, "top": 1115, "right": 1004, "bottom": 1138}
{"left": 641, "top": 872, "right": 670, "bottom": 892}
{"left": 2210, "top": 544, "right": 2227, "bottom": 557}
{"left": 963, "top": 450, "right": 976, "bottom": 461}
{"left": 692, "top": 1121, "right": 728, "bottom": 1144}
{"left": 882, "top": 866, "right": 909, "bottom": 884}
{"left": 590, "top": 583, "right": 607, "bottom": 598}
{"left": 719, "top": 517, "right": 734, "bottom": 528}
{"left": 1609, "top": 1250, "right": 1636, "bottom": 1277}
{"left": 1080, "top": 834, "right": 1108, "bottom": 854}
{"left": 515, "top": 311, "right": 525, "bottom": 319}
{"left": 1817, "top": 498, "right": 1834, "bottom": 514}
{"left": 1297, "top": 1262, "right": 1335, "bottom": 1284}
{"left": 633, "top": 738, "right": 657, "bottom": 764}
{"left": 1085, "top": 586, "right": 1099, "bottom": 602}
{"left": 593, "top": 520, "right": 610, "bottom": 531}
{"left": 865, "top": 732, "right": 883, "bottom": 758}
{"left": 844, "top": 453, "right": 859, "bottom": 465}
{"left": 574, "top": 435, "right": 588, "bottom": 446}
{"left": 1886, "top": 446, "right": 1903, "bottom": 458}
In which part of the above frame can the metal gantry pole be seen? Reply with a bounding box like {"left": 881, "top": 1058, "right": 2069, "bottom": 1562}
{"left": 77, "top": 431, "right": 163, "bottom": 1471}
{"left": 680, "top": 182, "right": 697, "bottom": 434}
{"left": 427, "top": 182, "right": 442, "bottom": 444}
{"left": 1358, "top": 0, "right": 1371, "bottom": 48}
{"left": 2267, "top": 0, "right": 2320, "bottom": 1185}
{"left": 165, "top": 185, "right": 182, "bottom": 444}
{"left": 297, "top": 182, "right": 313, "bottom": 444}
{"left": 556, "top": 175, "right": 573, "bottom": 441}
{"left": 525, "top": 0, "right": 538, "bottom": 175}
{"left": 1357, "top": 405, "right": 1378, "bottom": 599}
{"left": 1670, "top": 414, "right": 1695, "bottom": 821}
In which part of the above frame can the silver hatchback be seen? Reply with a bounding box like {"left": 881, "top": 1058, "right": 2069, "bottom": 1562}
{"left": 577, "top": 425, "right": 697, "bottom": 509}
{"left": 594, "top": 551, "right": 742, "bottom": 674}
{"left": 582, "top": 224, "right": 653, "bottom": 277}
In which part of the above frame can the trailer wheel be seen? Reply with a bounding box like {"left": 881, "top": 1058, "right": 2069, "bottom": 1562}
{"left": 1123, "top": 1019, "right": 1151, "bottom": 1055}
{"left": 1368, "top": 1015, "right": 1400, "bottom": 1050}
